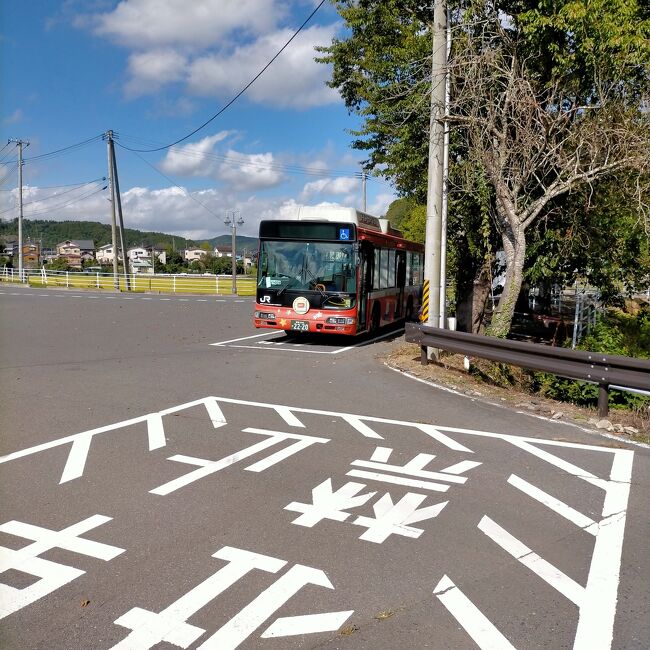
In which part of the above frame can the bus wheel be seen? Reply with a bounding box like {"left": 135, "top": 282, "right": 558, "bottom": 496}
{"left": 369, "top": 303, "right": 381, "bottom": 336}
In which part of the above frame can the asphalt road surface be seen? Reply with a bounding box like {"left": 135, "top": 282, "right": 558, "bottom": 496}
{"left": 1, "top": 286, "right": 648, "bottom": 650}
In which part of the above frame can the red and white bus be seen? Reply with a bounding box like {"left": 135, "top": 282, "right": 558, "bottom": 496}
{"left": 253, "top": 206, "right": 424, "bottom": 336}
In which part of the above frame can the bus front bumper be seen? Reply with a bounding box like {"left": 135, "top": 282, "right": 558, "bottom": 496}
{"left": 253, "top": 307, "right": 358, "bottom": 335}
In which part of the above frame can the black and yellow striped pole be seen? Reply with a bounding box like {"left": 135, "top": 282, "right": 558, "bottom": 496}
{"left": 420, "top": 279, "right": 430, "bottom": 323}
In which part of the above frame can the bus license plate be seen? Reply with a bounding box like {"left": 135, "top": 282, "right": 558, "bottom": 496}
{"left": 291, "top": 320, "right": 309, "bottom": 331}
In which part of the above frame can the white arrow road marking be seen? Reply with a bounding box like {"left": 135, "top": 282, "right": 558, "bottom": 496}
{"left": 434, "top": 575, "right": 517, "bottom": 650}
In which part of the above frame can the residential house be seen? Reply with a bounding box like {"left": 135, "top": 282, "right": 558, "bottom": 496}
{"left": 213, "top": 245, "right": 233, "bottom": 258}
{"left": 56, "top": 239, "right": 95, "bottom": 268}
{"left": 184, "top": 248, "right": 207, "bottom": 262}
{"left": 96, "top": 244, "right": 119, "bottom": 264}
{"left": 22, "top": 242, "right": 40, "bottom": 268}
{"left": 131, "top": 259, "right": 153, "bottom": 274}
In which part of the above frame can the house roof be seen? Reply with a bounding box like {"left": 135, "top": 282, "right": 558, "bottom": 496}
{"left": 57, "top": 239, "right": 95, "bottom": 250}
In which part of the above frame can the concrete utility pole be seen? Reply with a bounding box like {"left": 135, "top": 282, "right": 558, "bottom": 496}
{"left": 110, "top": 139, "right": 130, "bottom": 291}
{"left": 224, "top": 210, "right": 244, "bottom": 295}
{"left": 439, "top": 8, "right": 452, "bottom": 328}
{"left": 104, "top": 131, "right": 120, "bottom": 289}
{"left": 8, "top": 138, "right": 30, "bottom": 281}
{"left": 356, "top": 170, "right": 368, "bottom": 212}
{"left": 422, "top": 0, "right": 448, "bottom": 361}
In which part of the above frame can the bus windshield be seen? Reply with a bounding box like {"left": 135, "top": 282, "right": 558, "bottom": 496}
{"left": 258, "top": 241, "right": 356, "bottom": 293}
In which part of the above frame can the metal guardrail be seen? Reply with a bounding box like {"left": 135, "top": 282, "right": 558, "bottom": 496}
{"left": 405, "top": 322, "right": 650, "bottom": 417}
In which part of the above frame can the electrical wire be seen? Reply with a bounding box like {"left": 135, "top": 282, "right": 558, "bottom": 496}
{"left": 0, "top": 178, "right": 105, "bottom": 191}
{"left": 118, "top": 0, "right": 327, "bottom": 153}
{"left": 23, "top": 134, "right": 104, "bottom": 162}
{"left": 23, "top": 185, "right": 107, "bottom": 217}
{"left": 0, "top": 163, "right": 19, "bottom": 189}
{"left": 122, "top": 147, "right": 222, "bottom": 219}
{"left": 0, "top": 179, "right": 106, "bottom": 216}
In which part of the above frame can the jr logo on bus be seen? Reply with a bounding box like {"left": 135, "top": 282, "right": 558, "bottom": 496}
{"left": 260, "top": 295, "right": 272, "bottom": 303}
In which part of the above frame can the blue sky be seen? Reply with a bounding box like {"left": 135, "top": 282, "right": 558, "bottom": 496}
{"left": 1, "top": 0, "right": 395, "bottom": 240}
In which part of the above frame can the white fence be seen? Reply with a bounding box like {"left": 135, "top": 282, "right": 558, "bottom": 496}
{"left": 0, "top": 267, "right": 256, "bottom": 296}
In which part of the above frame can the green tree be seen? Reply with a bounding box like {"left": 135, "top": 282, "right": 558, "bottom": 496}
{"left": 319, "top": 0, "right": 650, "bottom": 336}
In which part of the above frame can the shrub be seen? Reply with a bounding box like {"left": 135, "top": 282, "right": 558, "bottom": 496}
{"left": 533, "top": 305, "right": 650, "bottom": 410}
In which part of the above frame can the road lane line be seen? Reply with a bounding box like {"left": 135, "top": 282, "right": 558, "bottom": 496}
{"left": 434, "top": 575, "right": 516, "bottom": 650}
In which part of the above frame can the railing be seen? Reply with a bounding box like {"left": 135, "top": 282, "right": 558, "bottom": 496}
{"left": 405, "top": 322, "right": 650, "bottom": 417}
{"left": 0, "top": 267, "right": 256, "bottom": 296}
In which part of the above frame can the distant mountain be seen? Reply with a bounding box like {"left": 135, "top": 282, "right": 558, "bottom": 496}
{"left": 0, "top": 219, "right": 258, "bottom": 252}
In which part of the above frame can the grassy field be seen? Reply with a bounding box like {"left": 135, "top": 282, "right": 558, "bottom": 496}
{"left": 1, "top": 272, "right": 257, "bottom": 296}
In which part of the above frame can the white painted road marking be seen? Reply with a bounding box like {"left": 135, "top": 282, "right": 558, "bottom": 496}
{"left": 434, "top": 575, "right": 517, "bottom": 650}
{"left": 0, "top": 515, "right": 124, "bottom": 619}
{"left": 111, "top": 546, "right": 352, "bottom": 650}
{"left": 0, "top": 395, "right": 635, "bottom": 649}
{"left": 150, "top": 428, "right": 329, "bottom": 495}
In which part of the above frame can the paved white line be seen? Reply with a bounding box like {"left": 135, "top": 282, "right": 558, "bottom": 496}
{"left": 434, "top": 575, "right": 516, "bottom": 650}
{"left": 261, "top": 611, "right": 354, "bottom": 638}
{"left": 59, "top": 434, "right": 93, "bottom": 483}
{"left": 507, "top": 474, "right": 597, "bottom": 534}
{"left": 340, "top": 415, "right": 384, "bottom": 439}
{"left": 197, "top": 564, "right": 334, "bottom": 650}
{"left": 159, "top": 298, "right": 171, "bottom": 301}
{"left": 441, "top": 460, "right": 482, "bottom": 475}
{"left": 210, "top": 331, "right": 280, "bottom": 346}
{"left": 111, "top": 546, "right": 286, "bottom": 650}
{"left": 478, "top": 515, "right": 585, "bottom": 605}
{"left": 350, "top": 460, "right": 467, "bottom": 484}
{"left": 415, "top": 424, "right": 473, "bottom": 453}
{"left": 346, "top": 469, "right": 451, "bottom": 492}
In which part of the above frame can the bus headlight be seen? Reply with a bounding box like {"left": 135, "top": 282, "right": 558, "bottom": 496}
{"left": 326, "top": 317, "right": 355, "bottom": 325}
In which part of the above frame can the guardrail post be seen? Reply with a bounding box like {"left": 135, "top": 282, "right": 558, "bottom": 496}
{"left": 66, "top": 271, "right": 69, "bottom": 288}
{"left": 173, "top": 275, "right": 176, "bottom": 293}
{"left": 421, "top": 345, "right": 428, "bottom": 365}
{"left": 598, "top": 384, "right": 609, "bottom": 418}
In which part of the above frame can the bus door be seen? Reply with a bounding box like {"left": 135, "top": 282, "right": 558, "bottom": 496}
{"left": 395, "top": 249, "right": 407, "bottom": 318}
{"left": 357, "top": 243, "right": 372, "bottom": 332}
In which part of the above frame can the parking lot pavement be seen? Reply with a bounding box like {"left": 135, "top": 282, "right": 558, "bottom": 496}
{"left": 0, "top": 394, "right": 638, "bottom": 649}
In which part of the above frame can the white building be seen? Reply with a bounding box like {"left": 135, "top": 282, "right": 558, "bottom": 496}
{"left": 96, "top": 244, "right": 120, "bottom": 264}
{"left": 185, "top": 248, "right": 207, "bottom": 262}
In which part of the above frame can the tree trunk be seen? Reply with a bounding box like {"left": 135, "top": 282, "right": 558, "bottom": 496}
{"left": 456, "top": 257, "right": 493, "bottom": 334}
{"left": 487, "top": 231, "right": 526, "bottom": 337}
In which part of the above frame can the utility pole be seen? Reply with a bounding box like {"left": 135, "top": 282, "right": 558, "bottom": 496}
{"left": 356, "top": 170, "right": 368, "bottom": 212}
{"left": 422, "top": 0, "right": 447, "bottom": 361}
{"left": 8, "top": 138, "right": 29, "bottom": 281}
{"left": 439, "top": 8, "right": 452, "bottom": 328}
{"left": 107, "top": 131, "right": 130, "bottom": 290}
{"left": 224, "top": 210, "right": 244, "bottom": 295}
{"left": 104, "top": 131, "right": 120, "bottom": 289}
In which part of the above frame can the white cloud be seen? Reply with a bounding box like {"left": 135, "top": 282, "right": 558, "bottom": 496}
{"left": 124, "top": 49, "right": 188, "bottom": 96}
{"left": 369, "top": 191, "right": 396, "bottom": 217}
{"left": 187, "top": 24, "right": 339, "bottom": 108}
{"left": 3, "top": 109, "right": 23, "bottom": 126}
{"left": 92, "top": 0, "right": 280, "bottom": 49}
{"left": 160, "top": 134, "right": 285, "bottom": 191}
{"left": 160, "top": 132, "right": 231, "bottom": 177}
{"left": 217, "top": 150, "right": 285, "bottom": 191}
{"left": 300, "top": 176, "right": 359, "bottom": 200}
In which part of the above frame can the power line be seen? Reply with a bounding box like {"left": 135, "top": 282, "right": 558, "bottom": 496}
{"left": 23, "top": 134, "right": 104, "bottom": 162}
{"left": 0, "top": 178, "right": 105, "bottom": 191}
{"left": 122, "top": 146, "right": 222, "bottom": 219}
{"left": 118, "top": 0, "right": 327, "bottom": 153}
{"left": 23, "top": 185, "right": 107, "bottom": 217}
{"left": 0, "top": 179, "right": 106, "bottom": 216}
